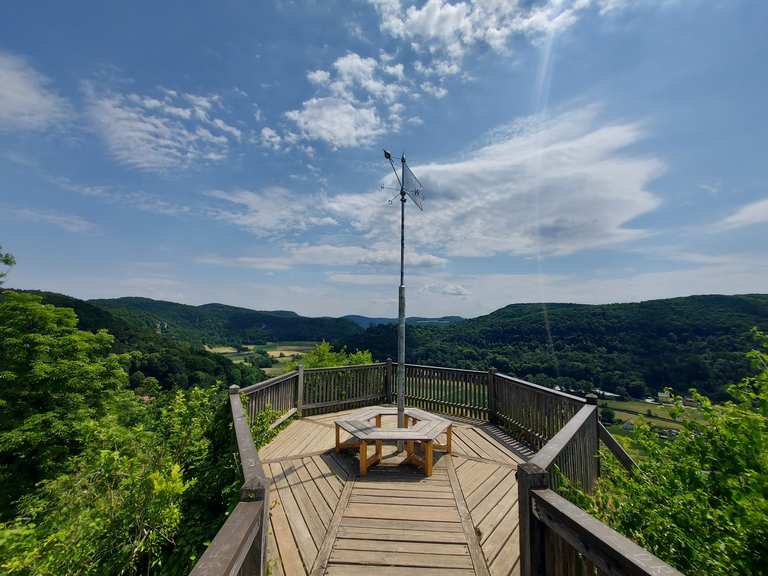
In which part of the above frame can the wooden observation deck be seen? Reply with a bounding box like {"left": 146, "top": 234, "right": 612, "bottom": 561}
{"left": 190, "top": 363, "right": 683, "bottom": 576}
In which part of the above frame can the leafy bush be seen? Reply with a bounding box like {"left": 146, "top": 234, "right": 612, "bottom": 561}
{"left": 564, "top": 329, "right": 768, "bottom": 575}
{"left": 295, "top": 341, "right": 373, "bottom": 369}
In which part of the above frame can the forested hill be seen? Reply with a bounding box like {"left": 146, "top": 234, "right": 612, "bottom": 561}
{"left": 90, "top": 296, "right": 362, "bottom": 346}
{"left": 337, "top": 294, "right": 768, "bottom": 400}
{"left": 22, "top": 291, "right": 267, "bottom": 390}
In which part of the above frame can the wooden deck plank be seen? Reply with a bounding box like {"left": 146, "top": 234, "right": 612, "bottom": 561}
{"left": 293, "top": 459, "right": 334, "bottom": 528}
{"left": 335, "top": 539, "right": 470, "bottom": 555}
{"left": 325, "top": 566, "right": 475, "bottom": 576}
{"left": 329, "top": 549, "right": 475, "bottom": 569}
{"left": 340, "top": 517, "right": 464, "bottom": 532}
{"left": 309, "top": 473, "right": 355, "bottom": 576}
{"left": 282, "top": 461, "right": 329, "bottom": 548}
{"left": 469, "top": 471, "right": 517, "bottom": 527}
{"left": 478, "top": 491, "right": 518, "bottom": 546}
{"left": 344, "top": 502, "right": 459, "bottom": 522}
{"left": 270, "top": 462, "right": 318, "bottom": 569}
{"left": 488, "top": 524, "right": 520, "bottom": 576}
{"left": 352, "top": 487, "right": 454, "bottom": 499}
{"left": 304, "top": 456, "right": 341, "bottom": 510}
{"left": 266, "top": 521, "right": 285, "bottom": 576}
{"left": 336, "top": 527, "right": 468, "bottom": 543}
{"left": 466, "top": 466, "right": 509, "bottom": 510}
{"left": 447, "top": 454, "right": 491, "bottom": 576}
{"left": 462, "top": 428, "right": 518, "bottom": 465}
{"left": 349, "top": 495, "right": 457, "bottom": 507}
{"left": 483, "top": 501, "right": 520, "bottom": 564}
{"left": 459, "top": 461, "right": 502, "bottom": 500}
{"left": 267, "top": 472, "right": 308, "bottom": 575}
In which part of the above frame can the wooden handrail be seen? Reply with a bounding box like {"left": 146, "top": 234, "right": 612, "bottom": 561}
{"left": 599, "top": 421, "right": 639, "bottom": 474}
{"left": 189, "top": 501, "right": 265, "bottom": 576}
{"left": 404, "top": 363, "right": 488, "bottom": 375}
{"left": 531, "top": 488, "right": 683, "bottom": 576}
{"left": 229, "top": 386, "right": 269, "bottom": 499}
{"left": 303, "top": 362, "right": 386, "bottom": 374}
{"left": 239, "top": 370, "right": 298, "bottom": 395}
{"left": 529, "top": 404, "right": 596, "bottom": 472}
{"left": 495, "top": 372, "right": 586, "bottom": 403}
{"left": 190, "top": 386, "right": 271, "bottom": 576}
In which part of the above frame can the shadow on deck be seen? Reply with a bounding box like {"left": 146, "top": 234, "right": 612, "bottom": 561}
{"left": 260, "top": 409, "right": 526, "bottom": 576}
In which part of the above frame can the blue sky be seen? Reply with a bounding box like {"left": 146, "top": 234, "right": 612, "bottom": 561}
{"left": 1, "top": 0, "right": 766, "bottom": 317}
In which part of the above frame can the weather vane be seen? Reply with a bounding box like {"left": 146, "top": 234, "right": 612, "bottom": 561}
{"left": 382, "top": 149, "right": 424, "bottom": 433}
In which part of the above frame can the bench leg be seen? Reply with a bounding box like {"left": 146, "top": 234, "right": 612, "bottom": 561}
{"left": 335, "top": 424, "right": 341, "bottom": 454}
{"left": 359, "top": 441, "right": 368, "bottom": 476}
{"left": 425, "top": 440, "right": 433, "bottom": 477}
{"left": 375, "top": 414, "right": 381, "bottom": 428}
{"left": 406, "top": 439, "right": 414, "bottom": 459}
{"left": 447, "top": 424, "right": 452, "bottom": 454}
{"left": 376, "top": 440, "right": 383, "bottom": 460}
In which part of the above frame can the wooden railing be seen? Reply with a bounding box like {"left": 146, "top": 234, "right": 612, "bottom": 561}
{"left": 190, "top": 386, "right": 271, "bottom": 576}
{"left": 191, "top": 361, "right": 674, "bottom": 576}
{"left": 492, "top": 372, "right": 585, "bottom": 451}
{"left": 527, "top": 401, "right": 599, "bottom": 493}
{"left": 404, "top": 363, "right": 488, "bottom": 420}
{"left": 302, "top": 362, "right": 389, "bottom": 416}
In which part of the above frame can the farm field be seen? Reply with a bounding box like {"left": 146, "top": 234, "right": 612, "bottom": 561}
{"left": 207, "top": 341, "right": 319, "bottom": 375}
{"left": 603, "top": 398, "right": 706, "bottom": 423}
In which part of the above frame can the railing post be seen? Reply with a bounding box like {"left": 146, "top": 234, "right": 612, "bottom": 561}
{"left": 487, "top": 367, "right": 497, "bottom": 424}
{"left": 586, "top": 393, "right": 599, "bottom": 482}
{"left": 385, "top": 357, "right": 393, "bottom": 403}
{"left": 297, "top": 364, "right": 304, "bottom": 417}
{"left": 518, "top": 462, "right": 549, "bottom": 576}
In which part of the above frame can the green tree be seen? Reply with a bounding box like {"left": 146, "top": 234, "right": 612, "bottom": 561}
{"left": 295, "top": 341, "right": 373, "bottom": 369}
{"left": 566, "top": 329, "right": 768, "bottom": 575}
{"left": 0, "top": 291, "right": 127, "bottom": 516}
{"left": 0, "top": 245, "right": 14, "bottom": 286}
{"left": 600, "top": 407, "right": 616, "bottom": 424}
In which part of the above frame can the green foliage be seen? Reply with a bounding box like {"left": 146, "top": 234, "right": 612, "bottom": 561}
{"left": 294, "top": 341, "right": 373, "bottom": 369}
{"left": 0, "top": 245, "right": 14, "bottom": 286}
{"left": 600, "top": 407, "right": 616, "bottom": 424}
{"left": 0, "top": 291, "right": 279, "bottom": 575}
{"left": 0, "top": 292, "right": 128, "bottom": 516}
{"left": 339, "top": 294, "right": 768, "bottom": 400}
{"left": 564, "top": 329, "right": 768, "bottom": 575}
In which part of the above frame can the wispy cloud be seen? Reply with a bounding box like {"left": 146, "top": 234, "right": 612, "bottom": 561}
{"left": 0, "top": 51, "right": 71, "bottom": 131}
{"left": 205, "top": 187, "right": 337, "bottom": 238}
{"left": 198, "top": 243, "right": 446, "bottom": 270}
{"left": 721, "top": 197, "right": 768, "bottom": 229}
{"left": 328, "top": 104, "right": 664, "bottom": 257}
{"left": 8, "top": 208, "right": 96, "bottom": 233}
{"left": 53, "top": 177, "right": 191, "bottom": 216}
{"left": 83, "top": 83, "right": 243, "bottom": 172}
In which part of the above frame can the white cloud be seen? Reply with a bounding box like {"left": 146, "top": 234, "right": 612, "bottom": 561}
{"left": 285, "top": 50, "right": 411, "bottom": 149}
{"left": 205, "top": 187, "right": 337, "bottom": 238}
{"left": 327, "top": 104, "right": 664, "bottom": 257}
{"left": 369, "top": 0, "right": 639, "bottom": 84}
{"left": 9, "top": 208, "right": 95, "bottom": 233}
{"left": 420, "top": 281, "right": 470, "bottom": 297}
{"left": 285, "top": 97, "right": 387, "bottom": 148}
{"left": 84, "top": 83, "right": 243, "bottom": 172}
{"left": 0, "top": 51, "right": 70, "bottom": 131}
{"left": 196, "top": 255, "right": 293, "bottom": 270}
{"left": 199, "top": 243, "right": 446, "bottom": 271}
{"left": 721, "top": 197, "right": 768, "bottom": 229}
{"left": 53, "top": 177, "right": 191, "bottom": 216}
{"left": 259, "top": 126, "right": 282, "bottom": 150}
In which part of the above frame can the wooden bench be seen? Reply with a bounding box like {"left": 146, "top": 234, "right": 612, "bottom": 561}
{"left": 334, "top": 406, "right": 452, "bottom": 476}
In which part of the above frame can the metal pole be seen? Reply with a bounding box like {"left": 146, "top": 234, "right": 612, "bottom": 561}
{"left": 397, "top": 155, "right": 406, "bottom": 430}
